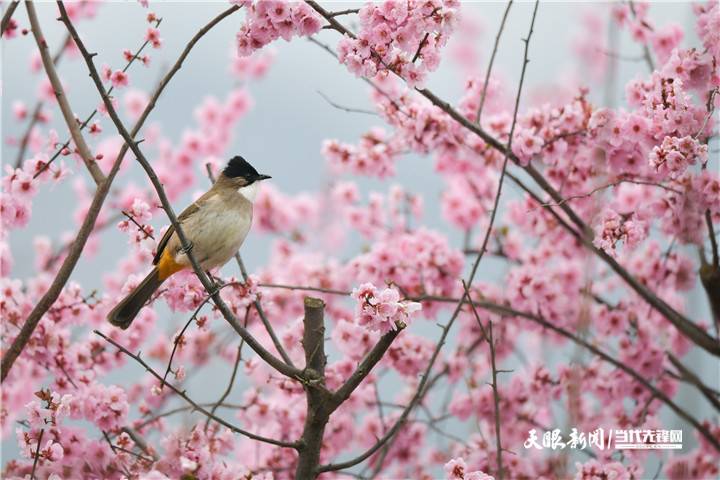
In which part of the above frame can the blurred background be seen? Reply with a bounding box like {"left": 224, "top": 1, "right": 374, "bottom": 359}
{"left": 2, "top": 1, "right": 714, "bottom": 475}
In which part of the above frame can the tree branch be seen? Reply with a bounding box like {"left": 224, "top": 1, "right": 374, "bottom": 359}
{"left": 26, "top": 0, "right": 105, "bottom": 185}
{"left": 15, "top": 32, "right": 72, "bottom": 169}
{"left": 94, "top": 330, "right": 299, "bottom": 449}
{"left": 296, "top": 297, "right": 330, "bottom": 480}
{"left": 476, "top": 0, "right": 513, "bottom": 123}
{"left": 331, "top": 327, "right": 402, "bottom": 409}
{"left": 1, "top": 0, "right": 19, "bottom": 36}
{"left": 1, "top": 0, "right": 246, "bottom": 383}
{"left": 0, "top": 127, "right": 123, "bottom": 382}
{"left": 317, "top": 292, "right": 470, "bottom": 473}
{"left": 58, "top": 2, "right": 305, "bottom": 382}
{"left": 33, "top": 16, "right": 162, "bottom": 178}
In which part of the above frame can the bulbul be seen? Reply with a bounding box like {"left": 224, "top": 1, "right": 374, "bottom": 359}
{"left": 108, "top": 155, "right": 271, "bottom": 329}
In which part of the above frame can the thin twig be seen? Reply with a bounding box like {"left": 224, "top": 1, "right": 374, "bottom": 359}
{"left": 328, "top": 8, "right": 359, "bottom": 17}
{"left": 161, "top": 281, "right": 244, "bottom": 388}
{"left": 317, "top": 90, "right": 377, "bottom": 116}
{"left": 94, "top": 330, "right": 299, "bottom": 449}
{"left": 121, "top": 211, "right": 155, "bottom": 240}
{"left": 476, "top": 0, "right": 513, "bottom": 123}
{"left": 470, "top": 0, "right": 538, "bottom": 281}
{"left": 25, "top": 0, "right": 104, "bottom": 185}
{"left": 205, "top": 338, "right": 245, "bottom": 431}
{"left": 260, "top": 282, "right": 350, "bottom": 296}
{"left": 1, "top": 0, "right": 19, "bottom": 36}
{"left": 536, "top": 178, "right": 683, "bottom": 209}
{"left": 627, "top": 0, "right": 655, "bottom": 72}
{"left": 131, "top": 402, "right": 250, "bottom": 432}
{"left": 30, "top": 429, "right": 44, "bottom": 480}
{"left": 463, "top": 281, "right": 504, "bottom": 480}
{"left": 120, "top": 427, "right": 158, "bottom": 461}
{"left": 33, "top": 17, "right": 163, "bottom": 179}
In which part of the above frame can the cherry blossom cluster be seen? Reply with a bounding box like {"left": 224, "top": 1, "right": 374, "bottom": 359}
{"left": 336, "top": 0, "right": 459, "bottom": 87}
{"left": 592, "top": 208, "right": 648, "bottom": 257}
{"left": 347, "top": 228, "right": 464, "bottom": 310}
{"left": 351, "top": 282, "right": 421, "bottom": 333}
{"left": 648, "top": 134, "right": 708, "bottom": 178}
{"left": 322, "top": 127, "right": 404, "bottom": 178}
{"left": 611, "top": 2, "right": 684, "bottom": 63}
{"left": 444, "top": 457, "right": 494, "bottom": 480}
{"left": 235, "top": 1, "right": 322, "bottom": 56}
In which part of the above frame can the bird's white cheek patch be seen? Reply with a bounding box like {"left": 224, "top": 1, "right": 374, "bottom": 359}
{"left": 238, "top": 182, "right": 259, "bottom": 203}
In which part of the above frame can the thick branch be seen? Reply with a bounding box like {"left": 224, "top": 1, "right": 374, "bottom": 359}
{"left": 331, "top": 327, "right": 402, "bottom": 409}
{"left": 318, "top": 294, "right": 468, "bottom": 473}
{"left": 25, "top": 1, "right": 105, "bottom": 185}
{"left": 296, "top": 297, "right": 330, "bottom": 480}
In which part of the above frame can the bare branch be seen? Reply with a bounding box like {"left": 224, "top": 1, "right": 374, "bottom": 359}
{"left": 328, "top": 8, "right": 359, "bottom": 18}
{"left": 627, "top": 0, "right": 655, "bottom": 72}
{"left": 15, "top": 32, "right": 71, "bottom": 168}
{"left": 25, "top": 0, "right": 105, "bottom": 185}
{"left": 295, "top": 297, "right": 331, "bottom": 479}
{"left": 317, "top": 90, "right": 378, "bottom": 116}
{"left": 477, "top": 0, "right": 513, "bottom": 123}
{"left": 463, "top": 281, "right": 504, "bottom": 479}
{"left": 30, "top": 428, "right": 43, "bottom": 480}
{"left": 469, "top": 0, "right": 538, "bottom": 283}
{"left": 1, "top": 0, "right": 19, "bottom": 36}
{"left": 33, "top": 17, "right": 163, "bottom": 179}
{"left": 121, "top": 210, "right": 155, "bottom": 240}
{"left": 535, "top": 178, "right": 683, "bottom": 209}
{"left": 667, "top": 353, "right": 720, "bottom": 412}
{"left": 94, "top": 330, "right": 300, "bottom": 449}
{"left": 331, "top": 327, "right": 403, "bottom": 408}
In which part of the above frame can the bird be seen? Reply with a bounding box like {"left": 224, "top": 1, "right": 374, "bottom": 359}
{"left": 107, "top": 155, "right": 271, "bottom": 329}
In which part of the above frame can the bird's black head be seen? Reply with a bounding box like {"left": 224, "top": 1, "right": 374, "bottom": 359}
{"left": 222, "top": 155, "right": 271, "bottom": 183}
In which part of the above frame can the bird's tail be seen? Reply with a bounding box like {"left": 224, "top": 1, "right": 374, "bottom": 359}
{"left": 107, "top": 267, "right": 164, "bottom": 329}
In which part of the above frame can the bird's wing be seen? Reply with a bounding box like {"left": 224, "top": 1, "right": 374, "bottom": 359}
{"left": 151, "top": 191, "right": 216, "bottom": 265}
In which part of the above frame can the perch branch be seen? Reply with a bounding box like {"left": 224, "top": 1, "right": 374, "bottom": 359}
{"left": 59, "top": 2, "right": 305, "bottom": 381}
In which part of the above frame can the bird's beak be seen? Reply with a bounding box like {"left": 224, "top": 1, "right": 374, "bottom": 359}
{"left": 256, "top": 174, "right": 272, "bottom": 181}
